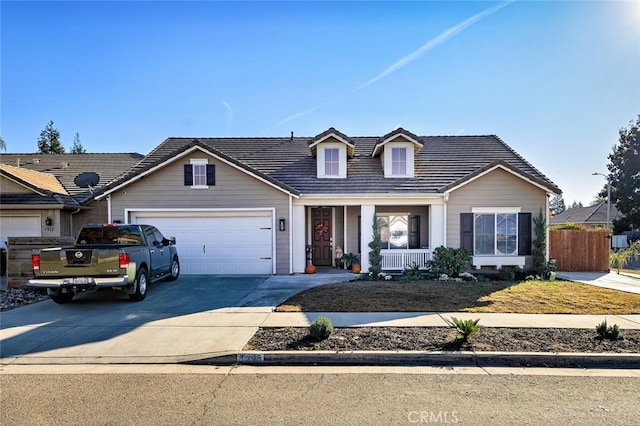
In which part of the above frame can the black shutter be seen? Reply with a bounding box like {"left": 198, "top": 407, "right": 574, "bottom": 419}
{"left": 409, "top": 215, "right": 421, "bottom": 249}
{"left": 206, "top": 164, "right": 216, "bottom": 185}
{"left": 183, "top": 165, "right": 193, "bottom": 186}
{"left": 357, "top": 216, "right": 361, "bottom": 254}
{"left": 518, "top": 213, "right": 532, "bottom": 255}
{"left": 460, "top": 213, "right": 474, "bottom": 251}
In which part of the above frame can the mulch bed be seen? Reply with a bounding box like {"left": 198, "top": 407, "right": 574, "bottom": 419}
{"left": 245, "top": 327, "right": 640, "bottom": 353}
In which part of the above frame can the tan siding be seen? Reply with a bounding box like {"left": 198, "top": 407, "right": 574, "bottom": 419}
{"left": 446, "top": 168, "right": 548, "bottom": 266}
{"left": 334, "top": 207, "right": 345, "bottom": 255}
{"left": 346, "top": 206, "right": 361, "bottom": 256}
{"left": 110, "top": 152, "right": 291, "bottom": 274}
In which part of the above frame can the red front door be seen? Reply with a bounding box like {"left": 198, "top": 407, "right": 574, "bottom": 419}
{"left": 311, "top": 208, "right": 332, "bottom": 266}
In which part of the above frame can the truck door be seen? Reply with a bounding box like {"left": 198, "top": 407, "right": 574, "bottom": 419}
{"left": 144, "top": 227, "right": 170, "bottom": 278}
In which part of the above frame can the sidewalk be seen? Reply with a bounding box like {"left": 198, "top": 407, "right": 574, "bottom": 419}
{"left": 261, "top": 311, "right": 640, "bottom": 329}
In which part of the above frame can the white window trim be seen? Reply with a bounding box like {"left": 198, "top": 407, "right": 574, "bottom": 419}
{"left": 316, "top": 143, "right": 347, "bottom": 179}
{"left": 190, "top": 158, "right": 209, "bottom": 189}
{"left": 383, "top": 142, "right": 414, "bottom": 178}
{"left": 472, "top": 207, "right": 521, "bottom": 214}
{"left": 472, "top": 209, "right": 520, "bottom": 257}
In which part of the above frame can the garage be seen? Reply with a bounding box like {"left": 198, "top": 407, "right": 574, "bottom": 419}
{"left": 0, "top": 215, "right": 42, "bottom": 242}
{"left": 129, "top": 210, "right": 275, "bottom": 275}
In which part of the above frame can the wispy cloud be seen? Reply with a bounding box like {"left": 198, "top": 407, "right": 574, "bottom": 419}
{"left": 222, "top": 100, "right": 234, "bottom": 133}
{"left": 455, "top": 128, "right": 466, "bottom": 135}
{"left": 273, "top": 0, "right": 514, "bottom": 129}
{"left": 277, "top": 106, "right": 319, "bottom": 127}
{"left": 356, "top": 0, "right": 515, "bottom": 91}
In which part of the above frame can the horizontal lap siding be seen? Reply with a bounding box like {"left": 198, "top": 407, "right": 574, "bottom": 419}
{"left": 447, "top": 169, "right": 548, "bottom": 265}
{"left": 110, "top": 152, "right": 290, "bottom": 274}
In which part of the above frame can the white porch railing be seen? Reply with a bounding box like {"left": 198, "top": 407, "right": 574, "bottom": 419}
{"left": 381, "top": 249, "right": 431, "bottom": 271}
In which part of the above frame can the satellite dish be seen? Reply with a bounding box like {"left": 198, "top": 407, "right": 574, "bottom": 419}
{"left": 74, "top": 172, "right": 100, "bottom": 189}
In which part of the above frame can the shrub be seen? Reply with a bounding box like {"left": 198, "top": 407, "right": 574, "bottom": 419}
{"left": 309, "top": 316, "right": 334, "bottom": 341}
{"left": 446, "top": 317, "right": 480, "bottom": 341}
{"left": 427, "top": 246, "right": 471, "bottom": 278}
{"left": 400, "top": 262, "right": 423, "bottom": 281}
{"left": 368, "top": 215, "right": 383, "bottom": 277}
{"left": 497, "top": 266, "right": 522, "bottom": 281}
{"left": 595, "top": 320, "right": 624, "bottom": 341}
{"left": 532, "top": 209, "right": 548, "bottom": 276}
{"left": 459, "top": 272, "right": 477, "bottom": 282}
{"left": 550, "top": 222, "right": 587, "bottom": 231}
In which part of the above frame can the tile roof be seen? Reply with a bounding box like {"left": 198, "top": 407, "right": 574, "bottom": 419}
{"left": 550, "top": 203, "right": 621, "bottom": 225}
{"left": 0, "top": 153, "right": 144, "bottom": 202}
{"left": 98, "top": 133, "right": 561, "bottom": 197}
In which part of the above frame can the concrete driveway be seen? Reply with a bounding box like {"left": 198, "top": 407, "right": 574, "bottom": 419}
{"left": 0, "top": 273, "right": 353, "bottom": 364}
{"left": 556, "top": 271, "right": 640, "bottom": 294}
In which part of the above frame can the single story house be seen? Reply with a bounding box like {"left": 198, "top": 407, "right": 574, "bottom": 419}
{"left": 550, "top": 203, "right": 621, "bottom": 229}
{"left": 0, "top": 153, "right": 144, "bottom": 243}
{"left": 94, "top": 127, "right": 561, "bottom": 275}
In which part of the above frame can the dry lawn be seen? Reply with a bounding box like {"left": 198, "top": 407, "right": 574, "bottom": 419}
{"left": 275, "top": 279, "right": 640, "bottom": 314}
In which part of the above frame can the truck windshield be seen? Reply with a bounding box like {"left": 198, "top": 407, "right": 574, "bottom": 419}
{"left": 77, "top": 226, "right": 144, "bottom": 245}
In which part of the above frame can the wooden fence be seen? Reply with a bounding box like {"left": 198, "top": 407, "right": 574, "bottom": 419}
{"left": 549, "top": 229, "right": 610, "bottom": 272}
{"left": 6, "top": 237, "right": 74, "bottom": 289}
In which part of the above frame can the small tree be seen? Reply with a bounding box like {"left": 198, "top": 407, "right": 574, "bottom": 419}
{"left": 37, "top": 120, "right": 65, "bottom": 154}
{"left": 70, "top": 132, "right": 86, "bottom": 154}
{"left": 0, "top": 136, "right": 6, "bottom": 152}
{"left": 532, "top": 208, "right": 548, "bottom": 276}
{"left": 368, "top": 214, "right": 382, "bottom": 277}
{"left": 549, "top": 196, "right": 566, "bottom": 216}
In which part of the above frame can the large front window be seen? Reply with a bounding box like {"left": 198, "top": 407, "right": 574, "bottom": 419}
{"left": 391, "top": 147, "right": 407, "bottom": 175}
{"left": 474, "top": 213, "right": 517, "bottom": 255}
{"left": 378, "top": 215, "right": 408, "bottom": 249}
{"left": 324, "top": 148, "right": 339, "bottom": 176}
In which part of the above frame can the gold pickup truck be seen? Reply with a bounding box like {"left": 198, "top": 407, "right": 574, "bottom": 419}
{"left": 28, "top": 224, "right": 180, "bottom": 304}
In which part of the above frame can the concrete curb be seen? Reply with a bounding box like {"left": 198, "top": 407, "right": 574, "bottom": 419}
{"left": 187, "top": 351, "right": 640, "bottom": 369}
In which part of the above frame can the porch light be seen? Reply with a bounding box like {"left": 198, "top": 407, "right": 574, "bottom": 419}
{"left": 279, "top": 218, "right": 286, "bottom": 232}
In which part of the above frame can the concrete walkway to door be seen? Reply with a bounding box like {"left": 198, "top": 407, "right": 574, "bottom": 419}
{"left": 556, "top": 271, "right": 640, "bottom": 294}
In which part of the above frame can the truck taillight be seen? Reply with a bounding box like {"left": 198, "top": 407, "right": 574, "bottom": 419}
{"left": 119, "top": 252, "right": 130, "bottom": 269}
{"left": 32, "top": 254, "right": 40, "bottom": 270}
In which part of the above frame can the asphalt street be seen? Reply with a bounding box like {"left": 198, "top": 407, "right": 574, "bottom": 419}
{"left": 2, "top": 366, "right": 639, "bottom": 425}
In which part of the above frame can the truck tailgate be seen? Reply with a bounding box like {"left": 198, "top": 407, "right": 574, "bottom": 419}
{"left": 37, "top": 247, "right": 122, "bottom": 277}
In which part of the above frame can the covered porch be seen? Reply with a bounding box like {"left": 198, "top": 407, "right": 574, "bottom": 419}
{"left": 291, "top": 197, "right": 445, "bottom": 274}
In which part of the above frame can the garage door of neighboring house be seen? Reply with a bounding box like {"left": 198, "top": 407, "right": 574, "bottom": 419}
{"left": 130, "top": 210, "right": 274, "bottom": 275}
{"left": 0, "top": 216, "right": 42, "bottom": 242}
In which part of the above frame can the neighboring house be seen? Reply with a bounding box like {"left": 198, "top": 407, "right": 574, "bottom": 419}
{"left": 94, "top": 127, "right": 561, "bottom": 275}
{"left": 550, "top": 203, "right": 621, "bottom": 229}
{"left": 0, "top": 153, "right": 144, "bottom": 243}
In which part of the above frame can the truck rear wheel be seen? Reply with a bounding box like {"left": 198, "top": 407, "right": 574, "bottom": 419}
{"left": 50, "top": 291, "right": 74, "bottom": 304}
{"left": 129, "top": 268, "right": 148, "bottom": 301}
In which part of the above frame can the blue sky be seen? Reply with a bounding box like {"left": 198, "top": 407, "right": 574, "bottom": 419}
{"left": 2, "top": 0, "right": 639, "bottom": 205}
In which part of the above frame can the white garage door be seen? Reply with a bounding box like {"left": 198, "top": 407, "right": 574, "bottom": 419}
{"left": 130, "top": 211, "right": 274, "bottom": 275}
{"left": 0, "top": 216, "right": 41, "bottom": 243}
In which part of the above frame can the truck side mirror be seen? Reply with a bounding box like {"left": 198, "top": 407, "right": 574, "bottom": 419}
{"left": 169, "top": 237, "right": 176, "bottom": 245}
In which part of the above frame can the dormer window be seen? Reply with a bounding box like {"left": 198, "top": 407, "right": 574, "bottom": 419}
{"left": 391, "top": 147, "right": 407, "bottom": 176}
{"left": 324, "top": 148, "right": 340, "bottom": 176}
{"left": 309, "top": 128, "right": 354, "bottom": 179}
{"left": 372, "top": 128, "right": 423, "bottom": 179}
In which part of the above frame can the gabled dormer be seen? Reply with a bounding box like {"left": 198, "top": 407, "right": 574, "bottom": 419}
{"left": 308, "top": 127, "right": 355, "bottom": 179}
{"left": 372, "top": 128, "right": 423, "bottom": 178}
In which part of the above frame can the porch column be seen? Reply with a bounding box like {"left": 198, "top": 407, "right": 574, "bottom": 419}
{"left": 360, "top": 204, "right": 375, "bottom": 272}
{"left": 292, "top": 204, "right": 306, "bottom": 273}
{"left": 430, "top": 204, "right": 446, "bottom": 249}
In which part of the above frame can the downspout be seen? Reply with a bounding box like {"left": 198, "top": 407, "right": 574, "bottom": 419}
{"left": 70, "top": 208, "right": 81, "bottom": 236}
{"left": 289, "top": 195, "right": 293, "bottom": 275}
{"left": 107, "top": 194, "right": 112, "bottom": 223}
{"left": 545, "top": 193, "right": 550, "bottom": 261}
